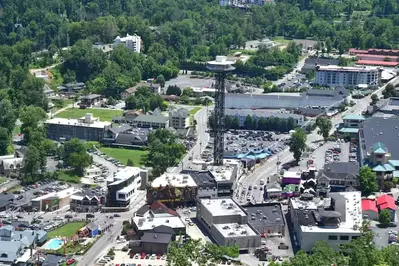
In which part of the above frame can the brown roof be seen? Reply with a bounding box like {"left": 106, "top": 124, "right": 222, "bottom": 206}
{"left": 125, "top": 87, "right": 137, "bottom": 94}
{"left": 124, "top": 110, "right": 143, "bottom": 116}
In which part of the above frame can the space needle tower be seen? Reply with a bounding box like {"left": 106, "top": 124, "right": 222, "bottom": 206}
{"left": 207, "top": 56, "right": 235, "bottom": 166}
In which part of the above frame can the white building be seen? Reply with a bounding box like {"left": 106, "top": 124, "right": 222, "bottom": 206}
{"left": 105, "top": 167, "right": 148, "bottom": 208}
{"left": 192, "top": 87, "right": 218, "bottom": 97}
{"left": 197, "top": 198, "right": 261, "bottom": 250}
{"left": 289, "top": 191, "right": 362, "bottom": 252}
{"left": 315, "top": 65, "right": 380, "bottom": 87}
{"left": 114, "top": 34, "right": 142, "bottom": 53}
{"left": 169, "top": 108, "right": 190, "bottom": 129}
{"left": 151, "top": 172, "right": 197, "bottom": 189}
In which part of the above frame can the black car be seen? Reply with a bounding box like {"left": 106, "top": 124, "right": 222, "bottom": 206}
{"left": 113, "top": 213, "right": 121, "bottom": 217}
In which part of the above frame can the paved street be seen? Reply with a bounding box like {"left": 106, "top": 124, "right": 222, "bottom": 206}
{"left": 77, "top": 192, "right": 146, "bottom": 266}
{"left": 171, "top": 106, "right": 212, "bottom": 173}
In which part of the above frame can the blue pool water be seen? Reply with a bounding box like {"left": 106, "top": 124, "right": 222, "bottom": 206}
{"left": 43, "top": 238, "right": 64, "bottom": 250}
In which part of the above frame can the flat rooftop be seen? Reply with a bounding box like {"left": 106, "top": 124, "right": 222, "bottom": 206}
{"left": 243, "top": 204, "right": 285, "bottom": 233}
{"left": 32, "top": 187, "right": 78, "bottom": 201}
{"left": 317, "top": 65, "right": 379, "bottom": 72}
{"left": 214, "top": 223, "right": 258, "bottom": 238}
{"left": 151, "top": 173, "right": 197, "bottom": 188}
{"left": 132, "top": 215, "right": 185, "bottom": 231}
{"left": 45, "top": 117, "right": 111, "bottom": 128}
{"left": 200, "top": 198, "right": 246, "bottom": 217}
{"left": 108, "top": 167, "right": 142, "bottom": 186}
{"left": 208, "top": 165, "right": 235, "bottom": 182}
{"left": 180, "top": 170, "right": 216, "bottom": 189}
{"left": 291, "top": 191, "right": 362, "bottom": 233}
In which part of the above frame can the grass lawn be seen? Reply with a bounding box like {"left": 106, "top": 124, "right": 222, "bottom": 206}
{"left": 189, "top": 107, "right": 202, "bottom": 115}
{"left": 13, "top": 126, "right": 21, "bottom": 136}
{"left": 57, "top": 171, "right": 81, "bottom": 183}
{"left": 6, "top": 185, "right": 22, "bottom": 193}
{"left": 56, "top": 108, "right": 123, "bottom": 121}
{"left": 48, "top": 222, "right": 86, "bottom": 239}
{"left": 0, "top": 177, "right": 6, "bottom": 184}
{"left": 100, "top": 147, "right": 148, "bottom": 166}
{"left": 272, "top": 37, "right": 292, "bottom": 45}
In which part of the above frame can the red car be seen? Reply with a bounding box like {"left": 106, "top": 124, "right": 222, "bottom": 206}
{"left": 157, "top": 254, "right": 161, "bottom": 259}
{"left": 140, "top": 253, "right": 146, "bottom": 259}
{"left": 66, "top": 259, "right": 76, "bottom": 265}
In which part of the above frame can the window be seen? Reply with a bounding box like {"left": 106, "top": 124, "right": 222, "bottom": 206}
{"left": 328, "top": 235, "right": 338, "bottom": 240}
{"left": 340, "top": 235, "right": 349, "bottom": 240}
{"left": 352, "top": 236, "right": 359, "bottom": 240}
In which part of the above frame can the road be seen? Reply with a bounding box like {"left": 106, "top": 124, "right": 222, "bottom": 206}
{"left": 238, "top": 75, "right": 399, "bottom": 190}
{"left": 171, "top": 106, "right": 212, "bottom": 173}
{"left": 77, "top": 193, "right": 146, "bottom": 266}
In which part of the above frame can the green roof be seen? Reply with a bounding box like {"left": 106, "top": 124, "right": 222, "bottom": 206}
{"left": 373, "top": 164, "right": 387, "bottom": 172}
{"left": 343, "top": 114, "right": 365, "bottom": 121}
{"left": 339, "top": 128, "right": 359, "bottom": 134}
{"left": 372, "top": 142, "right": 387, "bottom": 154}
{"left": 389, "top": 160, "right": 399, "bottom": 167}
{"left": 384, "top": 163, "right": 396, "bottom": 171}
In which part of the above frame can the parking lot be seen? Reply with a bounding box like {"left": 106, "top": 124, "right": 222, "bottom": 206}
{"left": 276, "top": 73, "right": 310, "bottom": 91}
{"left": 201, "top": 131, "right": 289, "bottom": 162}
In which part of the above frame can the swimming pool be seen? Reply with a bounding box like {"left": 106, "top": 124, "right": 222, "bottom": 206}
{"left": 42, "top": 238, "right": 65, "bottom": 250}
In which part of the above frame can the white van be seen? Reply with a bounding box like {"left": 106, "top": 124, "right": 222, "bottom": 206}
{"left": 259, "top": 179, "right": 265, "bottom": 185}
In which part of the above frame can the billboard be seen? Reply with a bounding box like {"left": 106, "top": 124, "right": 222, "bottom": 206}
{"left": 147, "top": 185, "right": 197, "bottom": 204}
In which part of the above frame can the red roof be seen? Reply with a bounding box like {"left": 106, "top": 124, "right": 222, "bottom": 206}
{"left": 150, "top": 201, "right": 179, "bottom": 217}
{"left": 356, "top": 60, "right": 399, "bottom": 67}
{"left": 362, "top": 199, "right": 378, "bottom": 212}
{"left": 356, "top": 54, "right": 399, "bottom": 60}
{"left": 349, "top": 48, "right": 368, "bottom": 54}
{"left": 376, "top": 194, "right": 396, "bottom": 210}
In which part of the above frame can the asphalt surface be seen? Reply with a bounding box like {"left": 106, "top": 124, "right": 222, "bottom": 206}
{"left": 77, "top": 192, "right": 146, "bottom": 266}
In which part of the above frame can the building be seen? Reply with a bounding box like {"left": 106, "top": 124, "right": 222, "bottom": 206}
{"left": 114, "top": 34, "right": 142, "bottom": 53}
{"left": 338, "top": 114, "right": 366, "bottom": 135}
{"left": 0, "top": 155, "right": 24, "bottom": 176}
{"left": 181, "top": 170, "right": 218, "bottom": 199}
{"left": 361, "top": 199, "right": 378, "bottom": 220}
{"left": 43, "top": 84, "right": 55, "bottom": 98}
{"left": 301, "top": 57, "right": 340, "bottom": 74}
{"left": 70, "top": 193, "right": 104, "bottom": 212}
{"left": 121, "top": 82, "right": 162, "bottom": 99}
{"left": 147, "top": 173, "right": 198, "bottom": 205}
{"left": 356, "top": 60, "right": 399, "bottom": 67}
{"left": 0, "top": 226, "right": 47, "bottom": 264}
{"left": 376, "top": 194, "right": 396, "bottom": 222}
{"left": 317, "top": 162, "right": 360, "bottom": 193}
{"left": 133, "top": 114, "right": 169, "bottom": 129}
{"left": 192, "top": 87, "right": 217, "bottom": 97}
{"left": 359, "top": 116, "right": 399, "bottom": 181}
{"left": 79, "top": 94, "right": 102, "bottom": 108}
{"left": 31, "top": 187, "right": 79, "bottom": 211}
{"left": 105, "top": 167, "right": 148, "bottom": 208}
{"left": 169, "top": 108, "right": 190, "bottom": 129}
{"left": 374, "top": 97, "right": 399, "bottom": 117}
{"left": 289, "top": 191, "right": 362, "bottom": 252}
{"left": 243, "top": 203, "right": 285, "bottom": 237}
{"left": 132, "top": 201, "right": 185, "bottom": 235}
{"left": 141, "top": 232, "right": 173, "bottom": 254}
{"left": 112, "top": 110, "right": 144, "bottom": 124}
{"left": 282, "top": 171, "right": 301, "bottom": 185}
{"left": 225, "top": 87, "right": 348, "bottom": 110}
{"left": 103, "top": 125, "right": 150, "bottom": 148}
{"left": 58, "top": 82, "right": 86, "bottom": 94}
{"left": 45, "top": 113, "right": 111, "bottom": 142}
{"left": 349, "top": 48, "right": 399, "bottom": 57}
{"left": 0, "top": 194, "right": 14, "bottom": 212}
{"left": 315, "top": 65, "right": 381, "bottom": 87}
{"left": 196, "top": 198, "right": 261, "bottom": 250}
{"left": 224, "top": 109, "right": 304, "bottom": 128}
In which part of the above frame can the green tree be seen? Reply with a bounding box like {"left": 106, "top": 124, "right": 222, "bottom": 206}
{"left": 156, "top": 74, "right": 165, "bottom": 87}
{"left": 224, "top": 116, "right": 232, "bottom": 129}
{"left": 289, "top": 128, "right": 307, "bottom": 163}
{"left": 145, "top": 129, "right": 186, "bottom": 177}
{"left": 125, "top": 95, "right": 137, "bottom": 110}
{"left": 244, "top": 115, "right": 253, "bottom": 129}
{"left": 0, "top": 99, "right": 17, "bottom": 135}
{"left": 182, "top": 88, "right": 195, "bottom": 97}
{"left": 231, "top": 117, "right": 240, "bottom": 130}
{"left": 258, "top": 117, "right": 266, "bottom": 130}
{"left": 166, "top": 85, "right": 181, "bottom": 96}
{"left": 371, "top": 94, "right": 379, "bottom": 105}
{"left": 0, "top": 127, "right": 10, "bottom": 156}
{"left": 62, "top": 138, "right": 92, "bottom": 175}
{"left": 359, "top": 166, "right": 378, "bottom": 196}
{"left": 316, "top": 117, "right": 332, "bottom": 141}
{"left": 379, "top": 209, "right": 391, "bottom": 227}
{"left": 23, "top": 145, "right": 42, "bottom": 176}
{"left": 20, "top": 106, "right": 47, "bottom": 144}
